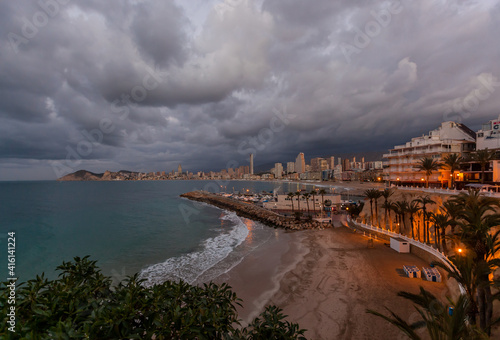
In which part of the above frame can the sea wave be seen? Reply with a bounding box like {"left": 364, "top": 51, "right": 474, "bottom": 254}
{"left": 139, "top": 211, "right": 249, "bottom": 286}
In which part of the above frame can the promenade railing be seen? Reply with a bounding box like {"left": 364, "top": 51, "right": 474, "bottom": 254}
{"left": 390, "top": 185, "right": 500, "bottom": 198}
{"left": 346, "top": 216, "right": 465, "bottom": 295}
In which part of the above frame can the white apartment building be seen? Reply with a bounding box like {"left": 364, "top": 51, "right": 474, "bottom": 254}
{"left": 286, "top": 162, "right": 295, "bottom": 174}
{"left": 383, "top": 121, "right": 476, "bottom": 186}
{"left": 476, "top": 115, "right": 500, "bottom": 150}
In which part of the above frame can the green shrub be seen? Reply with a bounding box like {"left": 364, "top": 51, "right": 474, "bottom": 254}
{"left": 0, "top": 256, "right": 306, "bottom": 339}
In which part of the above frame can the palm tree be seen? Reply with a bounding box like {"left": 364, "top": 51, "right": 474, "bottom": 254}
{"left": 364, "top": 189, "right": 381, "bottom": 225}
{"left": 471, "top": 149, "right": 496, "bottom": 184}
{"left": 373, "top": 190, "right": 383, "bottom": 226}
{"left": 310, "top": 190, "right": 317, "bottom": 216}
{"left": 318, "top": 189, "right": 327, "bottom": 217}
{"left": 416, "top": 157, "right": 442, "bottom": 188}
{"left": 295, "top": 191, "right": 301, "bottom": 212}
{"left": 393, "top": 201, "right": 408, "bottom": 234}
{"left": 449, "top": 189, "right": 500, "bottom": 332}
{"left": 302, "top": 192, "right": 311, "bottom": 216}
{"left": 381, "top": 201, "right": 393, "bottom": 230}
{"left": 287, "top": 192, "right": 295, "bottom": 213}
{"left": 415, "top": 195, "right": 436, "bottom": 244}
{"left": 429, "top": 212, "right": 451, "bottom": 254}
{"left": 406, "top": 200, "right": 420, "bottom": 240}
{"left": 381, "top": 188, "right": 395, "bottom": 227}
{"left": 441, "top": 153, "right": 463, "bottom": 189}
{"left": 432, "top": 253, "right": 489, "bottom": 328}
{"left": 367, "top": 286, "right": 487, "bottom": 339}
{"left": 443, "top": 200, "right": 461, "bottom": 250}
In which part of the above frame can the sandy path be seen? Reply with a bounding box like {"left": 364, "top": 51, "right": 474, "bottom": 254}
{"left": 231, "top": 227, "right": 451, "bottom": 339}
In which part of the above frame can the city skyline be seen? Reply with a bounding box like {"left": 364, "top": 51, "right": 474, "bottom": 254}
{"left": 1, "top": 1, "right": 500, "bottom": 180}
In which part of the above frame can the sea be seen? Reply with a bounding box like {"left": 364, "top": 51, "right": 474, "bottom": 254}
{"left": 0, "top": 180, "right": 354, "bottom": 285}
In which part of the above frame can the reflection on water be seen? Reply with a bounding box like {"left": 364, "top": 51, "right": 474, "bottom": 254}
{"left": 244, "top": 219, "right": 254, "bottom": 245}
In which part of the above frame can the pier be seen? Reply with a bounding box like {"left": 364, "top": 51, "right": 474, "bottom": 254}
{"left": 180, "top": 191, "right": 333, "bottom": 230}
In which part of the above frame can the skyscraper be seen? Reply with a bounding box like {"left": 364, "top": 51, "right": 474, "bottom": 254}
{"left": 328, "top": 156, "right": 335, "bottom": 170}
{"left": 250, "top": 153, "right": 254, "bottom": 175}
{"left": 178, "top": 164, "right": 182, "bottom": 175}
{"left": 274, "top": 163, "right": 283, "bottom": 179}
{"left": 295, "top": 152, "right": 306, "bottom": 173}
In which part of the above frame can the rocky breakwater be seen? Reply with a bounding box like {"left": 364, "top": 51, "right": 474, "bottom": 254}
{"left": 180, "top": 191, "right": 332, "bottom": 231}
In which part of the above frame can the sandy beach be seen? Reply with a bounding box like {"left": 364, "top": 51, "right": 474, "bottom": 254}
{"left": 218, "top": 225, "right": 453, "bottom": 340}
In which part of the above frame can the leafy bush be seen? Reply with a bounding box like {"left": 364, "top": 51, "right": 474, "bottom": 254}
{"left": 0, "top": 256, "right": 306, "bottom": 339}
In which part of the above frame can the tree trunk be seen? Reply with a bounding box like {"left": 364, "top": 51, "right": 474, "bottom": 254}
{"left": 422, "top": 210, "right": 427, "bottom": 243}
{"left": 416, "top": 220, "right": 420, "bottom": 241}
{"left": 410, "top": 217, "right": 415, "bottom": 239}
{"left": 401, "top": 214, "right": 406, "bottom": 234}
{"left": 477, "top": 269, "right": 493, "bottom": 335}
{"left": 433, "top": 224, "right": 438, "bottom": 248}
{"left": 440, "top": 226, "right": 447, "bottom": 254}
{"left": 485, "top": 285, "right": 493, "bottom": 336}
{"left": 370, "top": 200, "right": 373, "bottom": 225}
{"left": 478, "top": 286, "right": 486, "bottom": 331}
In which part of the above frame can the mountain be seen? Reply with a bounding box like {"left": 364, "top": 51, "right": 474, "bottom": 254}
{"left": 57, "top": 170, "right": 104, "bottom": 181}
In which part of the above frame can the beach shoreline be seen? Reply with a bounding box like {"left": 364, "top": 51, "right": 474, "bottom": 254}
{"left": 216, "top": 225, "right": 452, "bottom": 339}
{"left": 180, "top": 189, "right": 458, "bottom": 339}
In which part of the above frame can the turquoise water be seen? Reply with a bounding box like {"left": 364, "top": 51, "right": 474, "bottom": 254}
{"left": 0, "top": 180, "right": 322, "bottom": 284}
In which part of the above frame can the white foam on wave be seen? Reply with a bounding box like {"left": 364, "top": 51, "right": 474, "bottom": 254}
{"left": 139, "top": 211, "right": 249, "bottom": 287}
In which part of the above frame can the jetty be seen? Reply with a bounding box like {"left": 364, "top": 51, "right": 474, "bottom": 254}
{"left": 180, "top": 191, "right": 333, "bottom": 230}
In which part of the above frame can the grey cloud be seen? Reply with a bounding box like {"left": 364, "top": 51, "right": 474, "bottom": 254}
{"left": 1, "top": 0, "right": 500, "bottom": 179}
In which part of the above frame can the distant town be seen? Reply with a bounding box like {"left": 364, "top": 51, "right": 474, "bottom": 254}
{"left": 61, "top": 114, "right": 500, "bottom": 190}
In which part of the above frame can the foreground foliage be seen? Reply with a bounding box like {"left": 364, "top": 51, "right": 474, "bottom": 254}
{"left": 367, "top": 287, "right": 489, "bottom": 340}
{"left": 0, "top": 256, "right": 306, "bottom": 339}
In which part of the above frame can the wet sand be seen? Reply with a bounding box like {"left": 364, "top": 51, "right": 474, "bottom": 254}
{"left": 218, "top": 226, "right": 452, "bottom": 339}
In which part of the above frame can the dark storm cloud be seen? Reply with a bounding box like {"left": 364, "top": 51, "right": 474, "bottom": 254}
{"left": 1, "top": 0, "right": 500, "bottom": 180}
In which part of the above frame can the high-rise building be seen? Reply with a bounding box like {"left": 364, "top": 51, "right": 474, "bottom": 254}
{"left": 274, "top": 163, "right": 283, "bottom": 179}
{"left": 249, "top": 153, "right": 254, "bottom": 175}
{"left": 311, "top": 157, "right": 328, "bottom": 172}
{"left": 342, "top": 158, "right": 351, "bottom": 172}
{"left": 178, "top": 164, "right": 182, "bottom": 175}
{"left": 286, "top": 162, "right": 295, "bottom": 173}
{"left": 310, "top": 157, "right": 322, "bottom": 172}
{"left": 328, "top": 156, "right": 335, "bottom": 170}
{"left": 295, "top": 152, "right": 306, "bottom": 173}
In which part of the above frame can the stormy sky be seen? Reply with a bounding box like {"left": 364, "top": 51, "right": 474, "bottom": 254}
{"left": 1, "top": 0, "right": 500, "bottom": 180}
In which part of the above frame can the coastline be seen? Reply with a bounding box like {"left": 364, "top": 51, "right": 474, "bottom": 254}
{"left": 180, "top": 191, "right": 453, "bottom": 339}
{"left": 219, "top": 226, "right": 451, "bottom": 339}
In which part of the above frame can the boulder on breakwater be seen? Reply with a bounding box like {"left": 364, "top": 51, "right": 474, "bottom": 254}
{"left": 180, "top": 191, "right": 333, "bottom": 231}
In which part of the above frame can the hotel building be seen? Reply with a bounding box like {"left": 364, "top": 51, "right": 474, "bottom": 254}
{"left": 383, "top": 121, "right": 476, "bottom": 186}
{"left": 476, "top": 114, "right": 500, "bottom": 151}
{"left": 295, "top": 152, "right": 306, "bottom": 173}
{"left": 274, "top": 163, "right": 283, "bottom": 179}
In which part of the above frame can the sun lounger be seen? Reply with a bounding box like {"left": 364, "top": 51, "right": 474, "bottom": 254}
{"left": 403, "top": 265, "right": 421, "bottom": 278}
{"left": 422, "top": 267, "right": 441, "bottom": 282}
